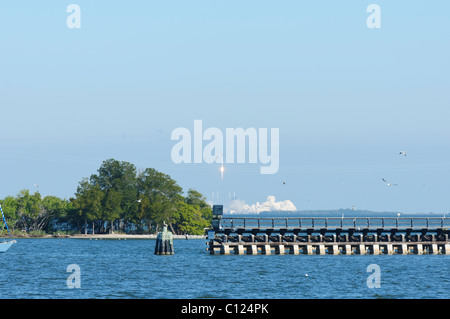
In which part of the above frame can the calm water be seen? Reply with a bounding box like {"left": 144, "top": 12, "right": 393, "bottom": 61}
{"left": 0, "top": 238, "right": 449, "bottom": 299}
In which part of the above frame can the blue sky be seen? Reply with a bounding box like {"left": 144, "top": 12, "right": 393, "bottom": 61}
{"left": 0, "top": 1, "right": 449, "bottom": 214}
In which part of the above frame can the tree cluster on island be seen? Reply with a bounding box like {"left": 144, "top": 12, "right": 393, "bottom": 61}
{"left": 0, "top": 159, "right": 212, "bottom": 237}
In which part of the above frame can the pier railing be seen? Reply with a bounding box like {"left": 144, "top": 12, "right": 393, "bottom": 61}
{"left": 219, "top": 217, "right": 449, "bottom": 231}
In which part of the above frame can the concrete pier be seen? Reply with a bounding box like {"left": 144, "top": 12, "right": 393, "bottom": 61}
{"left": 206, "top": 216, "right": 450, "bottom": 256}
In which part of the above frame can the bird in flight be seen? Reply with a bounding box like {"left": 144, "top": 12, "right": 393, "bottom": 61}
{"left": 399, "top": 151, "right": 407, "bottom": 156}
{"left": 382, "top": 178, "right": 398, "bottom": 186}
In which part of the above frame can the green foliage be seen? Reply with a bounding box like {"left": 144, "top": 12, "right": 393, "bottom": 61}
{"left": 0, "top": 158, "right": 211, "bottom": 236}
{"left": 172, "top": 202, "right": 210, "bottom": 235}
{"left": 1, "top": 191, "right": 71, "bottom": 234}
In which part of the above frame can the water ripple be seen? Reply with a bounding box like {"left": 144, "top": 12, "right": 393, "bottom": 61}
{"left": 0, "top": 239, "right": 449, "bottom": 299}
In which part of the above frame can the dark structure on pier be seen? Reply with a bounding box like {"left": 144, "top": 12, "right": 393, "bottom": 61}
{"left": 206, "top": 206, "right": 450, "bottom": 255}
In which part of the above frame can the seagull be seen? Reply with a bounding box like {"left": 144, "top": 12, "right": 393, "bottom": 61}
{"left": 282, "top": 181, "right": 286, "bottom": 185}
{"left": 382, "top": 178, "right": 398, "bottom": 186}
{"left": 399, "top": 151, "right": 407, "bottom": 156}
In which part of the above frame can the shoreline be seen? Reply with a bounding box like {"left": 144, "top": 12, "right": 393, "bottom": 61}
{"left": 1, "top": 234, "right": 206, "bottom": 240}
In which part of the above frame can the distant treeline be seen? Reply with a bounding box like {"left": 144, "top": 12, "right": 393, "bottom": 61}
{"left": 0, "top": 159, "right": 212, "bottom": 236}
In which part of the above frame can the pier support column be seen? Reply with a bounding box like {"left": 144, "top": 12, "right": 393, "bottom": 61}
{"left": 358, "top": 244, "right": 366, "bottom": 255}
{"left": 415, "top": 244, "right": 423, "bottom": 255}
{"left": 430, "top": 244, "right": 438, "bottom": 255}
{"left": 275, "top": 245, "right": 285, "bottom": 255}
{"left": 317, "top": 244, "right": 326, "bottom": 255}
{"left": 386, "top": 244, "right": 393, "bottom": 255}
{"left": 305, "top": 245, "right": 313, "bottom": 255}
{"left": 372, "top": 244, "right": 380, "bottom": 255}
{"left": 247, "top": 245, "right": 258, "bottom": 255}
{"left": 344, "top": 245, "right": 352, "bottom": 255}
{"left": 262, "top": 245, "right": 271, "bottom": 255}
{"left": 220, "top": 245, "right": 230, "bottom": 255}
{"left": 400, "top": 244, "right": 408, "bottom": 255}
{"left": 330, "top": 245, "right": 339, "bottom": 255}
{"left": 210, "top": 246, "right": 219, "bottom": 255}
{"left": 443, "top": 244, "right": 450, "bottom": 255}
{"left": 290, "top": 245, "right": 299, "bottom": 255}
{"left": 235, "top": 245, "right": 244, "bottom": 255}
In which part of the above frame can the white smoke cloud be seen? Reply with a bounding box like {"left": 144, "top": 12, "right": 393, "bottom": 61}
{"left": 227, "top": 195, "right": 297, "bottom": 214}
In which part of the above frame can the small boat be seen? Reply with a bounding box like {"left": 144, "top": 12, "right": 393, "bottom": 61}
{"left": 0, "top": 240, "right": 16, "bottom": 253}
{"left": 0, "top": 204, "right": 16, "bottom": 253}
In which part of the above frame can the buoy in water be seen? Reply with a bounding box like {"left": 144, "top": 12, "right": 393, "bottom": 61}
{"left": 154, "top": 222, "right": 174, "bottom": 255}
